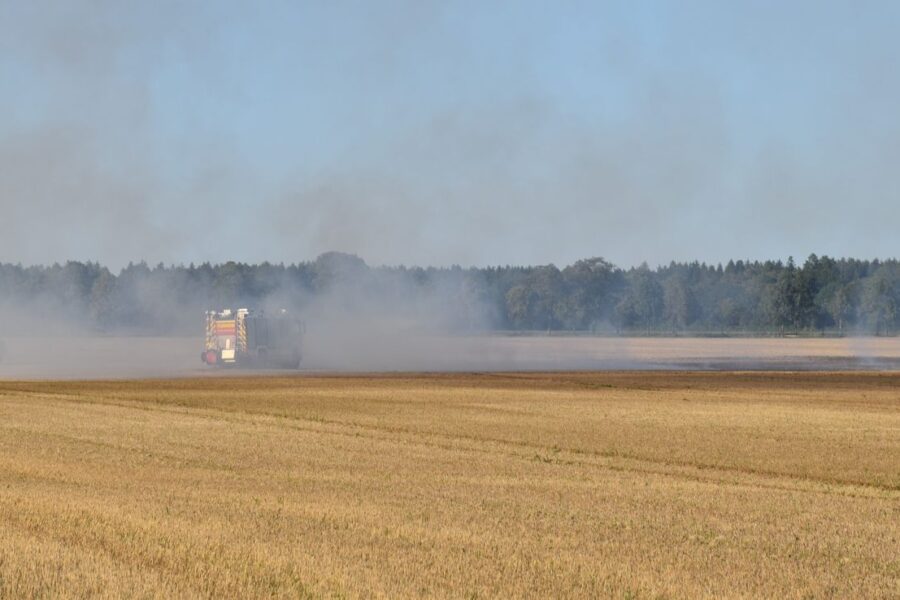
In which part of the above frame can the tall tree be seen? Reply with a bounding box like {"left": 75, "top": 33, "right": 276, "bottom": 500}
{"left": 861, "top": 266, "right": 900, "bottom": 335}
{"left": 663, "top": 276, "right": 699, "bottom": 332}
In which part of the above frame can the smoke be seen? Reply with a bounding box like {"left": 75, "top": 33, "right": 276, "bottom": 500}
{"left": 265, "top": 81, "right": 733, "bottom": 268}
{"left": 285, "top": 258, "right": 497, "bottom": 371}
{"left": 3, "top": 2, "right": 900, "bottom": 376}
{"left": 0, "top": 252, "right": 502, "bottom": 377}
{"left": 0, "top": 1, "right": 253, "bottom": 266}
{"left": 2, "top": 253, "right": 899, "bottom": 379}
{"left": 3, "top": 2, "right": 900, "bottom": 269}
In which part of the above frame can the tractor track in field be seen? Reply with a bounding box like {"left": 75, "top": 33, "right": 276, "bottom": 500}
{"left": 4, "top": 389, "right": 897, "bottom": 500}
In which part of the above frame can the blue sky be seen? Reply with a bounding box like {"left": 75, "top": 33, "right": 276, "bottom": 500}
{"left": 1, "top": 1, "right": 899, "bottom": 269}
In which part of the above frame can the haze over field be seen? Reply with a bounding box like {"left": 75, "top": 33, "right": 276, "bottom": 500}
{"left": 1, "top": 336, "right": 899, "bottom": 380}
{"left": 2, "top": 2, "right": 900, "bottom": 269}
{"left": 3, "top": 4, "right": 900, "bottom": 598}
{"left": 1, "top": 252, "right": 899, "bottom": 378}
{"left": 4, "top": 3, "right": 900, "bottom": 376}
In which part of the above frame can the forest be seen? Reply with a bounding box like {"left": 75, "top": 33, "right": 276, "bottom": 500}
{"left": 1, "top": 252, "right": 898, "bottom": 336}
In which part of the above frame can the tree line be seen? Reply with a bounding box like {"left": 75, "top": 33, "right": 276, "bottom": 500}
{"left": 1, "top": 252, "right": 898, "bottom": 335}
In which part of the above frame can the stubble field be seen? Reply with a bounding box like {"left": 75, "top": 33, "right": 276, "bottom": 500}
{"left": 0, "top": 372, "right": 898, "bottom": 598}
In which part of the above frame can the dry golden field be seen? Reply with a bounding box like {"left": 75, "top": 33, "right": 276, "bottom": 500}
{"left": 0, "top": 372, "right": 898, "bottom": 598}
